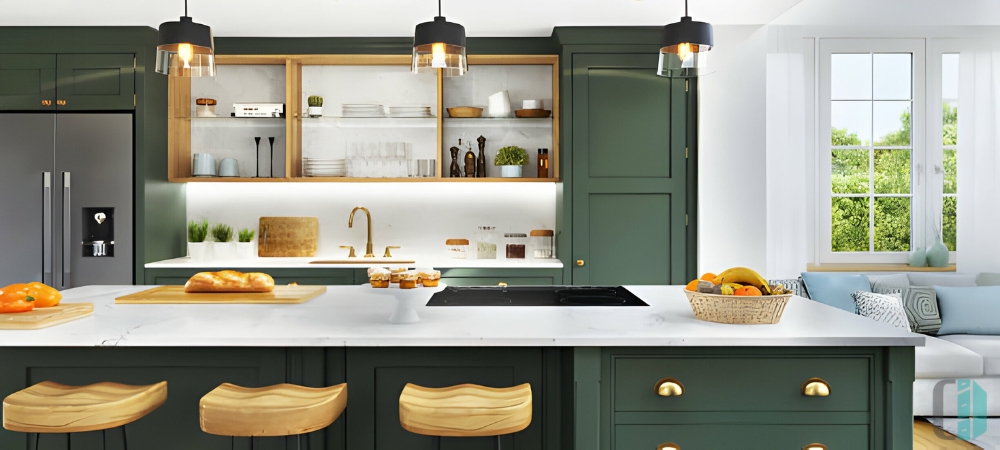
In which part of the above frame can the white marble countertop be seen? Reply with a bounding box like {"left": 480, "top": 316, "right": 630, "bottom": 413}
{"left": 0, "top": 285, "right": 924, "bottom": 348}
{"left": 145, "top": 257, "right": 564, "bottom": 270}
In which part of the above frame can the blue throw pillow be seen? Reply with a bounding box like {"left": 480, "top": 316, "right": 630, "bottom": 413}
{"left": 935, "top": 286, "right": 1000, "bottom": 335}
{"left": 800, "top": 272, "right": 871, "bottom": 313}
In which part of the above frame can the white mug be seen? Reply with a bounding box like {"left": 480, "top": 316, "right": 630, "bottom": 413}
{"left": 219, "top": 158, "right": 239, "bottom": 177}
{"left": 488, "top": 91, "right": 512, "bottom": 118}
{"left": 523, "top": 99, "right": 543, "bottom": 110}
{"left": 192, "top": 153, "right": 216, "bottom": 177}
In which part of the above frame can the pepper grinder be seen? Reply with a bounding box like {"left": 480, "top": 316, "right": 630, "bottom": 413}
{"left": 449, "top": 146, "right": 461, "bottom": 178}
{"left": 476, "top": 135, "right": 487, "bottom": 177}
{"left": 254, "top": 136, "right": 261, "bottom": 178}
{"left": 268, "top": 137, "right": 276, "bottom": 177}
{"left": 464, "top": 140, "right": 476, "bottom": 178}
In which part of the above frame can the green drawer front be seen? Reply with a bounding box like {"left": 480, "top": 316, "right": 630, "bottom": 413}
{"left": 616, "top": 424, "right": 868, "bottom": 450}
{"left": 614, "top": 357, "right": 869, "bottom": 412}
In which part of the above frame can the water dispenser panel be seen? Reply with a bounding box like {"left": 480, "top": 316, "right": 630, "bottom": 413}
{"left": 83, "top": 207, "right": 115, "bottom": 257}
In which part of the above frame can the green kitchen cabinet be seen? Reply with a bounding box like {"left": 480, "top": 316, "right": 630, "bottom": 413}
{"left": 0, "top": 54, "right": 56, "bottom": 110}
{"left": 439, "top": 268, "right": 564, "bottom": 287}
{"left": 616, "top": 424, "right": 870, "bottom": 449}
{"left": 144, "top": 267, "right": 358, "bottom": 286}
{"left": 145, "top": 267, "right": 563, "bottom": 287}
{"left": 55, "top": 53, "right": 135, "bottom": 110}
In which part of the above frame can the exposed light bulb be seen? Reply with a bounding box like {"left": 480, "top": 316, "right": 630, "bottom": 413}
{"left": 677, "top": 42, "right": 692, "bottom": 62}
{"left": 178, "top": 43, "right": 193, "bottom": 68}
{"left": 431, "top": 42, "right": 447, "bottom": 68}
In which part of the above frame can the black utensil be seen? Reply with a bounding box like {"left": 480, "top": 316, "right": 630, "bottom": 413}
{"left": 268, "top": 137, "right": 276, "bottom": 178}
{"left": 254, "top": 137, "right": 261, "bottom": 178}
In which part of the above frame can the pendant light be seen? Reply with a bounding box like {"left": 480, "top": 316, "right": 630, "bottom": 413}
{"left": 412, "top": 0, "right": 467, "bottom": 76}
{"left": 155, "top": 0, "right": 216, "bottom": 77}
{"left": 657, "top": 0, "right": 713, "bottom": 78}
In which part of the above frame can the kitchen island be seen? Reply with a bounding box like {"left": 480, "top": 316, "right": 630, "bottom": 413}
{"left": 0, "top": 285, "right": 921, "bottom": 450}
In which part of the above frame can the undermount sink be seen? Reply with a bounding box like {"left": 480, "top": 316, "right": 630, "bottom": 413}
{"left": 309, "top": 259, "right": 416, "bottom": 265}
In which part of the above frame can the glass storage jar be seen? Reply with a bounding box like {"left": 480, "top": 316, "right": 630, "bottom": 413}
{"left": 446, "top": 239, "right": 469, "bottom": 259}
{"left": 530, "top": 229, "right": 555, "bottom": 259}
{"left": 475, "top": 226, "right": 497, "bottom": 259}
{"left": 504, "top": 233, "right": 527, "bottom": 259}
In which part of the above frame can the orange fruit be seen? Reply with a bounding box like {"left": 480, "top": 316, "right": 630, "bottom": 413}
{"left": 734, "top": 286, "right": 763, "bottom": 296}
{"left": 685, "top": 280, "right": 700, "bottom": 291}
{"left": 700, "top": 272, "right": 717, "bottom": 282}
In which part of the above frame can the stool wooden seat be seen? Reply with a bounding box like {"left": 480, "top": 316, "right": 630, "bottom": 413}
{"left": 398, "top": 383, "right": 532, "bottom": 437}
{"left": 199, "top": 382, "right": 347, "bottom": 437}
{"left": 3, "top": 381, "right": 167, "bottom": 434}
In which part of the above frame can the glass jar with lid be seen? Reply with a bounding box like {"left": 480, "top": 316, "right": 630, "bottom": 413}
{"left": 530, "top": 229, "right": 555, "bottom": 259}
{"left": 475, "top": 226, "right": 498, "bottom": 259}
{"left": 504, "top": 233, "right": 527, "bottom": 259}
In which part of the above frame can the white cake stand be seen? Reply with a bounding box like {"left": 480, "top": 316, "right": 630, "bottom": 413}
{"left": 363, "top": 283, "right": 447, "bottom": 324}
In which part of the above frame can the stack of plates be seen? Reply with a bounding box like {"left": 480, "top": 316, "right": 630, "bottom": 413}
{"left": 303, "top": 158, "right": 346, "bottom": 177}
{"left": 342, "top": 104, "right": 384, "bottom": 118}
{"left": 388, "top": 106, "right": 433, "bottom": 118}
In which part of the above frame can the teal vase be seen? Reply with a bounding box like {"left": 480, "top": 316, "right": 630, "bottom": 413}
{"left": 927, "top": 241, "right": 950, "bottom": 267}
{"left": 908, "top": 248, "right": 927, "bottom": 267}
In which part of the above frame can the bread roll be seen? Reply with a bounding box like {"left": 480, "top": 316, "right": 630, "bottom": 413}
{"left": 183, "top": 270, "right": 275, "bottom": 293}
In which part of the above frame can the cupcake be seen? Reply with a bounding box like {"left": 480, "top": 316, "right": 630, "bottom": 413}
{"left": 389, "top": 268, "right": 407, "bottom": 284}
{"left": 399, "top": 272, "right": 420, "bottom": 289}
{"left": 417, "top": 269, "right": 441, "bottom": 287}
{"left": 368, "top": 267, "right": 390, "bottom": 288}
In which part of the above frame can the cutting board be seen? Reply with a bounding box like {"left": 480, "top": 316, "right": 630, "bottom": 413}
{"left": 258, "top": 217, "right": 319, "bottom": 257}
{"left": 0, "top": 303, "right": 94, "bottom": 330}
{"left": 115, "top": 285, "right": 327, "bottom": 304}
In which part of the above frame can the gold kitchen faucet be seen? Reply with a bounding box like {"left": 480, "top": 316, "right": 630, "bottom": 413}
{"left": 348, "top": 206, "right": 375, "bottom": 258}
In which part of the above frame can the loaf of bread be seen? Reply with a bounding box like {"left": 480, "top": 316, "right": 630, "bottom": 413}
{"left": 183, "top": 270, "right": 275, "bottom": 293}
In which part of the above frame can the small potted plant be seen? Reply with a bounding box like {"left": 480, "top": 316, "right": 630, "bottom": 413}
{"left": 187, "top": 220, "right": 210, "bottom": 261}
{"left": 236, "top": 227, "right": 256, "bottom": 259}
{"left": 308, "top": 95, "right": 323, "bottom": 117}
{"left": 494, "top": 145, "right": 528, "bottom": 178}
{"left": 211, "top": 223, "right": 235, "bottom": 260}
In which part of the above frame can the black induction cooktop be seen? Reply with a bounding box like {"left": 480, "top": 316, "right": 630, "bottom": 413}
{"left": 426, "top": 286, "right": 648, "bottom": 307}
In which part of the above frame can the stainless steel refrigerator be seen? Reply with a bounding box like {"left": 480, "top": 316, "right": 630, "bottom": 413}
{"left": 0, "top": 114, "right": 133, "bottom": 288}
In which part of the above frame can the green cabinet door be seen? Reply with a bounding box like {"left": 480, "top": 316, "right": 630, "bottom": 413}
{"left": 615, "top": 424, "right": 869, "bottom": 449}
{"left": 571, "top": 54, "right": 690, "bottom": 286}
{"left": 56, "top": 53, "right": 135, "bottom": 110}
{"left": 0, "top": 54, "right": 56, "bottom": 110}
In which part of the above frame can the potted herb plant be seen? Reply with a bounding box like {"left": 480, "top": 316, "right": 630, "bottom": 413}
{"left": 494, "top": 145, "right": 527, "bottom": 178}
{"left": 211, "top": 223, "right": 235, "bottom": 260}
{"left": 308, "top": 95, "right": 323, "bottom": 117}
{"left": 236, "top": 227, "right": 256, "bottom": 259}
{"left": 187, "top": 219, "right": 210, "bottom": 261}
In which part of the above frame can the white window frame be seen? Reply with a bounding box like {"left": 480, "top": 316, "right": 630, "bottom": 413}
{"left": 818, "top": 38, "right": 926, "bottom": 264}
{"left": 926, "top": 40, "right": 960, "bottom": 264}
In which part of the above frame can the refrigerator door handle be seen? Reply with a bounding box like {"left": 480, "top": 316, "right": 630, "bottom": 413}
{"left": 61, "top": 172, "right": 71, "bottom": 288}
{"left": 43, "top": 172, "right": 53, "bottom": 285}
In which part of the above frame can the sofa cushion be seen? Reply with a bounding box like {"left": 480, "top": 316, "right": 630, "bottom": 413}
{"left": 901, "top": 286, "right": 942, "bottom": 334}
{"left": 868, "top": 274, "right": 910, "bottom": 295}
{"left": 907, "top": 273, "right": 977, "bottom": 287}
{"left": 939, "top": 335, "right": 1000, "bottom": 376}
{"left": 852, "top": 291, "right": 911, "bottom": 331}
{"left": 936, "top": 286, "right": 1000, "bottom": 335}
{"left": 914, "top": 336, "right": 984, "bottom": 378}
{"left": 977, "top": 272, "right": 1000, "bottom": 286}
{"left": 800, "top": 273, "right": 870, "bottom": 313}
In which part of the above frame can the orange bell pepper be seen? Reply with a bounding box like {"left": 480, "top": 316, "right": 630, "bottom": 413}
{"left": 26, "top": 282, "right": 61, "bottom": 307}
{"left": 0, "top": 284, "right": 35, "bottom": 313}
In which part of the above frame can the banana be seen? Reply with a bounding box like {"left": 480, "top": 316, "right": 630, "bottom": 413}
{"left": 720, "top": 284, "right": 735, "bottom": 295}
{"left": 712, "top": 267, "right": 771, "bottom": 295}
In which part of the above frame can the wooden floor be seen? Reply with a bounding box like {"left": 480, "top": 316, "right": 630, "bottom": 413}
{"left": 915, "top": 419, "right": 982, "bottom": 450}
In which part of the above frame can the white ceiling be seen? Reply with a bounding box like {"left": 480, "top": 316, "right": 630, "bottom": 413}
{"left": 0, "top": 0, "right": 807, "bottom": 37}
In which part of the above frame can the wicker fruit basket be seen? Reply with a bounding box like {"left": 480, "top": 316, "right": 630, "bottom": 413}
{"left": 683, "top": 290, "right": 793, "bottom": 324}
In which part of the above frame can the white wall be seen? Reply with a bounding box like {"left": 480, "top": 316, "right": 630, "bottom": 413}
{"left": 772, "top": 0, "right": 1000, "bottom": 27}
{"left": 698, "top": 25, "right": 769, "bottom": 275}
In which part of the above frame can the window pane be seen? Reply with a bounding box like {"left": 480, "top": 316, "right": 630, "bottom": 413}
{"left": 873, "top": 53, "right": 912, "bottom": 100}
{"left": 832, "top": 149, "right": 870, "bottom": 194}
{"left": 832, "top": 101, "right": 872, "bottom": 145}
{"left": 943, "top": 102, "right": 958, "bottom": 145}
{"left": 874, "top": 197, "right": 911, "bottom": 252}
{"left": 832, "top": 54, "right": 872, "bottom": 100}
{"left": 873, "top": 101, "right": 911, "bottom": 146}
{"left": 874, "top": 150, "right": 910, "bottom": 194}
{"left": 832, "top": 197, "right": 870, "bottom": 252}
{"left": 943, "top": 149, "right": 957, "bottom": 194}
{"left": 943, "top": 196, "right": 957, "bottom": 251}
{"left": 943, "top": 54, "right": 960, "bottom": 100}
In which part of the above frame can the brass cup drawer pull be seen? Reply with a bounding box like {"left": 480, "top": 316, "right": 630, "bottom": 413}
{"left": 802, "top": 378, "right": 831, "bottom": 397}
{"left": 657, "top": 443, "right": 680, "bottom": 450}
{"left": 57, "top": 100, "right": 67, "bottom": 106}
{"left": 654, "top": 378, "right": 684, "bottom": 397}
{"left": 803, "top": 444, "right": 827, "bottom": 450}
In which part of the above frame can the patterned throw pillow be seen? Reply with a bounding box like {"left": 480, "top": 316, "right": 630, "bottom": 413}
{"left": 901, "top": 286, "right": 942, "bottom": 334}
{"left": 768, "top": 278, "right": 810, "bottom": 298}
{"left": 868, "top": 274, "right": 910, "bottom": 295}
{"left": 852, "top": 291, "right": 912, "bottom": 331}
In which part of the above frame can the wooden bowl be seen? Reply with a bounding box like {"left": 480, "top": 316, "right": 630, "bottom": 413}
{"left": 447, "top": 107, "right": 483, "bottom": 118}
{"left": 514, "top": 109, "right": 552, "bottom": 118}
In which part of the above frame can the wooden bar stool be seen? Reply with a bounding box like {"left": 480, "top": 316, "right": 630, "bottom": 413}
{"left": 3, "top": 381, "right": 167, "bottom": 449}
{"left": 199, "top": 382, "right": 347, "bottom": 449}
{"left": 398, "top": 383, "right": 532, "bottom": 450}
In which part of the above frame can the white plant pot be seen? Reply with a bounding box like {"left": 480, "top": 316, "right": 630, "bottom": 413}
{"left": 500, "top": 165, "right": 523, "bottom": 178}
{"left": 236, "top": 242, "right": 257, "bottom": 259}
{"left": 212, "top": 242, "right": 237, "bottom": 261}
{"left": 308, "top": 106, "right": 323, "bottom": 117}
{"left": 188, "top": 242, "right": 212, "bottom": 261}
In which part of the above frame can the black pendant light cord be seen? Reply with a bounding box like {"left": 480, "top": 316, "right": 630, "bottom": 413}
{"left": 185, "top": 0, "right": 189, "bottom": 17}
{"left": 685, "top": 0, "right": 689, "bottom": 17}
{"left": 438, "top": 0, "right": 442, "bottom": 17}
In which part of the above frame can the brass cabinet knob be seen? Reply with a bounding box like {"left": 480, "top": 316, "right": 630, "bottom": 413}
{"left": 42, "top": 100, "right": 53, "bottom": 106}
{"left": 498, "top": 282, "right": 508, "bottom": 287}
{"left": 339, "top": 245, "right": 356, "bottom": 258}
{"left": 802, "top": 378, "right": 831, "bottom": 397}
{"left": 576, "top": 259, "right": 585, "bottom": 266}
{"left": 654, "top": 378, "right": 684, "bottom": 396}
{"left": 657, "top": 443, "right": 680, "bottom": 450}
{"left": 56, "top": 100, "right": 66, "bottom": 106}
{"left": 383, "top": 245, "right": 400, "bottom": 258}
{"left": 803, "top": 444, "right": 827, "bottom": 450}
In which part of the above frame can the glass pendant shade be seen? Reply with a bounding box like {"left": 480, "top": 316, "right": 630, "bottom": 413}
{"left": 156, "top": 16, "right": 216, "bottom": 77}
{"left": 657, "top": 16, "right": 713, "bottom": 78}
{"left": 412, "top": 16, "right": 467, "bottom": 76}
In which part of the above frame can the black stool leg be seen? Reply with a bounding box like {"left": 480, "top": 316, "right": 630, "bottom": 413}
{"left": 67, "top": 432, "right": 71, "bottom": 450}
{"left": 33, "top": 433, "right": 39, "bottom": 450}
{"left": 121, "top": 425, "right": 127, "bottom": 450}
{"left": 250, "top": 436, "right": 254, "bottom": 450}
{"left": 496, "top": 435, "right": 502, "bottom": 450}
{"left": 231, "top": 436, "right": 234, "bottom": 450}
{"left": 434, "top": 435, "right": 441, "bottom": 450}
{"left": 102, "top": 429, "right": 106, "bottom": 449}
